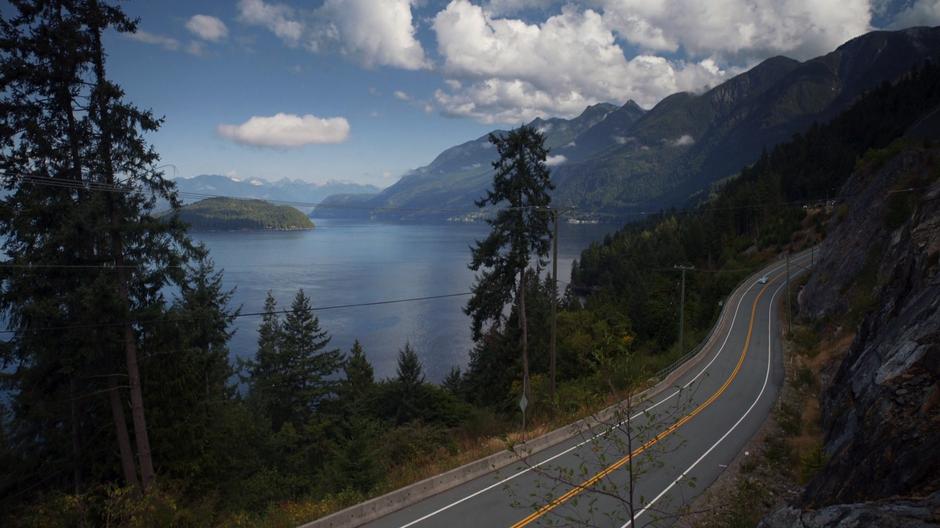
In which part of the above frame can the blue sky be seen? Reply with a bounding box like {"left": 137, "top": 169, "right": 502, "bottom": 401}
{"left": 101, "top": 0, "right": 933, "bottom": 187}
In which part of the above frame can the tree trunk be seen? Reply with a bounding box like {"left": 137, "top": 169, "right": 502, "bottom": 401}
{"left": 122, "top": 320, "right": 155, "bottom": 488}
{"left": 89, "top": 15, "right": 156, "bottom": 491}
{"left": 108, "top": 376, "right": 139, "bottom": 490}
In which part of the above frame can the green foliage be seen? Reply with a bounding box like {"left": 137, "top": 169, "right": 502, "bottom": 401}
{"left": 176, "top": 197, "right": 314, "bottom": 231}
{"left": 571, "top": 61, "right": 940, "bottom": 361}
{"left": 243, "top": 290, "right": 342, "bottom": 432}
{"left": 396, "top": 342, "right": 425, "bottom": 388}
{"left": 799, "top": 443, "right": 828, "bottom": 484}
{"left": 465, "top": 124, "right": 554, "bottom": 341}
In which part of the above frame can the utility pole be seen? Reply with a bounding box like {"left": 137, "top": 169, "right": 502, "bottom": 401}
{"left": 786, "top": 251, "right": 792, "bottom": 335}
{"left": 550, "top": 208, "right": 558, "bottom": 400}
{"left": 675, "top": 265, "right": 695, "bottom": 354}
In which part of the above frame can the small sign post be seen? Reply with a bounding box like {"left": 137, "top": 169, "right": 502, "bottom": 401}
{"left": 519, "top": 393, "right": 528, "bottom": 443}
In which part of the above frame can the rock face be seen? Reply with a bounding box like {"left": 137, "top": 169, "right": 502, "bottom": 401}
{"left": 761, "top": 145, "right": 940, "bottom": 526}
{"left": 758, "top": 491, "right": 940, "bottom": 528}
{"left": 803, "top": 146, "right": 940, "bottom": 506}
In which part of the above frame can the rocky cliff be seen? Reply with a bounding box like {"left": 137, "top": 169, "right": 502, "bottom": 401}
{"left": 760, "top": 143, "right": 940, "bottom": 525}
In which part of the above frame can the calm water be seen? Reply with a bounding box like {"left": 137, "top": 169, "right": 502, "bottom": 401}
{"left": 194, "top": 219, "right": 616, "bottom": 382}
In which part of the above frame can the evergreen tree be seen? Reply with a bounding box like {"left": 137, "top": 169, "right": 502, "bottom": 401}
{"left": 465, "top": 125, "right": 554, "bottom": 407}
{"left": 442, "top": 366, "right": 463, "bottom": 396}
{"left": 323, "top": 416, "right": 382, "bottom": 495}
{"left": 391, "top": 342, "right": 425, "bottom": 424}
{"left": 0, "top": 0, "right": 196, "bottom": 493}
{"left": 345, "top": 340, "right": 375, "bottom": 394}
{"left": 396, "top": 342, "right": 424, "bottom": 389}
{"left": 340, "top": 340, "right": 375, "bottom": 415}
{"left": 142, "top": 250, "right": 239, "bottom": 491}
{"left": 246, "top": 290, "right": 342, "bottom": 431}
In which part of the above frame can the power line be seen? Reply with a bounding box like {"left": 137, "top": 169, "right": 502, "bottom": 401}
{"left": 0, "top": 263, "right": 180, "bottom": 270}
{"left": 0, "top": 291, "right": 473, "bottom": 334}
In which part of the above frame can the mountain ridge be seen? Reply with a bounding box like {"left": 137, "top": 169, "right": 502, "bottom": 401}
{"left": 316, "top": 26, "right": 940, "bottom": 221}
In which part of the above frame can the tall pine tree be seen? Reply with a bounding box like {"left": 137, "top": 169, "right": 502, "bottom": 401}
{"left": 245, "top": 290, "right": 342, "bottom": 431}
{"left": 465, "top": 125, "right": 554, "bottom": 408}
{"left": 1, "top": 0, "right": 201, "bottom": 494}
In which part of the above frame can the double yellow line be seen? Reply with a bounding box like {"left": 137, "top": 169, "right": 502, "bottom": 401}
{"left": 511, "top": 276, "right": 775, "bottom": 527}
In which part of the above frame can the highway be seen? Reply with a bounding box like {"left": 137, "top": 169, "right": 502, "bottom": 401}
{"left": 361, "top": 252, "right": 811, "bottom": 528}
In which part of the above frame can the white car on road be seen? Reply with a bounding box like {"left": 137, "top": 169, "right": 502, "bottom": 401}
{"left": 758, "top": 275, "right": 769, "bottom": 284}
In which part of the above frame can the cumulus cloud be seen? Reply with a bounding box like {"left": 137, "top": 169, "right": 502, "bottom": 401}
{"left": 217, "top": 113, "right": 350, "bottom": 148}
{"left": 600, "top": 0, "right": 872, "bottom": 61}
{"left": 670, "top": 134, "right": 695, "bottom": 146}
{"left": 126, "top": 30, "right": 181, "bottom": 51}
{"left": 394, "top": 90, "right": 412, "bottom": 101}
{"left": 432, "top": 1, "right": 730, "bottom": 123}
{"left": 186, "top": 15, "right": 229, "bottom": 42}
{"left": 238, "top": 0, "right": 304, "bottom": 46}
{"left": 126, "top": 30, "right": 209, "bottom": 56}
{"left": 309, "top": 0, "right": 429, "bottom": 70}
{"left": 545, "top": 154, "right": 567, "bottom": 166}
{"left": 239, "top": 0, "right": 428, "bottom": 70}
{"left": 891, "top": 0, "right": 940, "bottom": 27}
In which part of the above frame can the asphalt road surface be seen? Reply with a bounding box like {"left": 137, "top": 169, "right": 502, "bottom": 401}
{"left": 363, "top": 252, "right": 812, "bottom": 528}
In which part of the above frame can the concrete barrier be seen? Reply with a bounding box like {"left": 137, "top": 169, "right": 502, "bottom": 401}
{"left": 300, "top": 255, "right": 804, "bottom": 528}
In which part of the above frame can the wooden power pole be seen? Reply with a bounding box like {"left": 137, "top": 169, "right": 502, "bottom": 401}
{"left": 675, "top": 265, "right": 695, "bottom": 354}
{"left": 550, "top": 209, "right": 558, "bottom": 400}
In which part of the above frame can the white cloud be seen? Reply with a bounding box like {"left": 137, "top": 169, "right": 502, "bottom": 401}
{"left": 670, "top": 134, "right": 695, "bottom": 146}
{"left": 432, "top": 2, "right": 730, "bottom": 123}
{"left": 126, "top": 30, "right": 208, "bottom": 56}
{"left": 892, "top": 0, "right": 940, "bottom": 27}
{"left": 217, "top": 113, "right": 351, "bottom": 148}
{"left": 238, "top": 0, "right": 304, "bottom": 46}
{"left": 545, "top": 154, "right": 567, "bottom": 166}
{"left": 310, "top": 0, "right": 429, "bottom": 70}
{"left": 600, "top": 0, "right": 872, "bottom": 62}
{"left": 126, "top": 30, "right": 180, "bottom": 51}
{"left": 394, "top": 90, "right": 412, "bottom": 101}
{"left": 239, "top": 0, "right": 428, "bottom": 70}
{"left": 186, "top": 15, "right": 229, "bottom": 42}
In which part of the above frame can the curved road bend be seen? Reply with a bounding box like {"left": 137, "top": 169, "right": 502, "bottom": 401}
{"left": 364, "top": 252, "right": 812, "bottom": 528}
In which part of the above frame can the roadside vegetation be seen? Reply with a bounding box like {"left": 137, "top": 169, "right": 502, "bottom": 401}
{"left": 3, "top": 2, "right": 940, "bottom": 527}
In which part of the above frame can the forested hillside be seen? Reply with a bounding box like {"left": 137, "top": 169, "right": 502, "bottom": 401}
{"left": 570, "top": 61, "right": 940, "bottom": 360}
{"left": 177, "top": 197, "right": 314, "bottom": 231}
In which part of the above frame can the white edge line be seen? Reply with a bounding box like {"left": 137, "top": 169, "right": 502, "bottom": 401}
{"left": 396, "top": 257, "right": 801, "bottom": 528}
{"left": 621, "top": 273, "right": 790, "bottom": 527}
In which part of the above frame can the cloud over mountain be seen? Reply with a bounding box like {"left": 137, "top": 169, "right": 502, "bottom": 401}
{"left": 431, "top": 1, "right": 730, "bottom": 123}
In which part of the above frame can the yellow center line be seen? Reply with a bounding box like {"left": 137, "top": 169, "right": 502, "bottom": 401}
{"left": 510, "top": 276, "right": 774, "bottom": 528}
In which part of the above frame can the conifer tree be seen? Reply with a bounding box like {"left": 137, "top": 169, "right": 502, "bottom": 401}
{"left": 465, "top": 125, "right": 554, "bottom": 408}
{"left": 340, "top": 339, "right": 375, "bottom": 414}
{"left": 246, "top": 290, "right": 341, "bottom": 431}
{"left": 393, "top": 342, "right": 425, "bottom": 424}
{"left": 0, "top": 0, "right": 197, "bottom": 492}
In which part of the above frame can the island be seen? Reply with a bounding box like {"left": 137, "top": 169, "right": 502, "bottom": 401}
{"left": 176, "top": 197, "right": 314, "bottom": 231}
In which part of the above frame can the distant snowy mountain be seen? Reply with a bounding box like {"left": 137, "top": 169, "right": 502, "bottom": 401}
{"left": 171, "top": 175, "right": 380, "bottom": 211}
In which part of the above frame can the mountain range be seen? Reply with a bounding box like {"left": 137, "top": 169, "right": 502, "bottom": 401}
{"left": 316, "top": 26, "right": 940, "bottom": 221}
{"left": 172, "top": 174, "right": 380, "bottom": 211}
